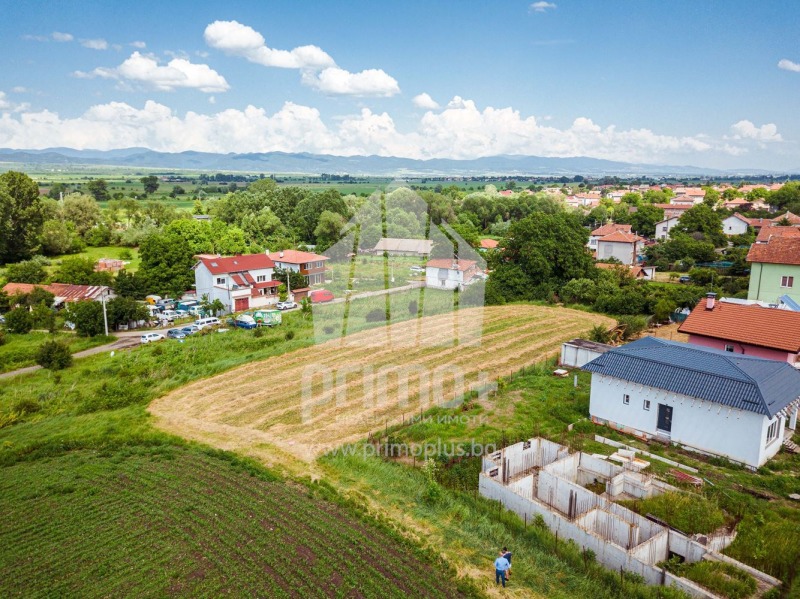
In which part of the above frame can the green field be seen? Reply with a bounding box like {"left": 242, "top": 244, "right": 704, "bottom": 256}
{"left": 0, "top": 331, "right": 113, "bottom": 374}
{"left": 0, "top": 446, "right": 465, "bottom": 598}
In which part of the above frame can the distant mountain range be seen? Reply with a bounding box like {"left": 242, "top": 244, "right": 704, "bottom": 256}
{"left": 0, "top": 147, "right": 790, "bottom": 177}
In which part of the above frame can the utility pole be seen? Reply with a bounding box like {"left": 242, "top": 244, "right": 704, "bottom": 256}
{"left": 101, "top": 289, "right": 109, "bottom": 336}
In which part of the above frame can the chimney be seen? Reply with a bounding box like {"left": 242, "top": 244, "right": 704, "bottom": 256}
{"left": 706, "top": 292, "right": 717, "bottom": 311}
{"left": 279, "top": 251, "right": 284, "bottom": 258}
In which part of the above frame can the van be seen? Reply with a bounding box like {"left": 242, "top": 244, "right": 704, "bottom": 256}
{"left": 195, "top": 317, "right": 221, "bottom": 330}
{"left": 146, "top": 294, "right": 162, "bottom": 305}
{"left": 178, "top": 300, "right": 198, "bottom": 312}
{"left": 188, "top": 305, "right": 204, "bottom": 317}
{"left": 310, "top": 289, "right": 335, "bottom": 303}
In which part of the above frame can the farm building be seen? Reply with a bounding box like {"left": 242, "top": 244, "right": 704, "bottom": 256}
{"left": 425, "top": 258, "right": 481, "bottom": 290}
{"left": 679, "top": 294, "right": 800, "bottom": 366}
{"left": 194, "top": 253, "right": 280, "bottom": 314}
{"left": 560, "top": 339, "right": 613, "bottom": 368}
{"left": 479, "top": 438, "right": 779, "bottom": 596}
{"left": 372, "top": 238, "right": 433, "bottom": 257}
{"left": 2, "top": 282, "right": 113, "bottom": 307}
{"left": 268, "top": 249, "right": 329, "bottom": 286}
{"left": 583, "top": 337, "right": 800, "bottom": 469}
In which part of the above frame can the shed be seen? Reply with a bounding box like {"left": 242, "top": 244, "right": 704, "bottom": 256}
{"left": 560, "top": 338, "right": 614, "bottom": 368}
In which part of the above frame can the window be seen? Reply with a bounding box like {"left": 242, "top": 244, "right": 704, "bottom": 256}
{"left": 216, "top": 277, "right": 226, "bottom": 285}
{"left": 661, "top": 225, "right": 667, "bottom": 232}
{"left": 623, "top": 394, "right": 630, "bottom": 405}
{"left": 781, "top": 276, "right": 794, "bottom": 288}
{"left": 725, "top": 344, "right": 735, "bottom": 352}
{"left": 766, "top": 420, "right": 779, "bottom": 444}
{"left": 256, "top": 275, "right": 266, "bottom": 283}
{"left": 643, "top": 400, "right": 651, "bottom": 411}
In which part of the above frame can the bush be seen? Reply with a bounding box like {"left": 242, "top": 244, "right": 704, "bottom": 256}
{"left": 284, "top": 330, "right": 295, "bottom": 341}
{"left": 588, "top": 325, "right": 612, "bottom": 344}
{"left": 36, "top": 339, "right": 73, "bottom": 370}
{"left": 5, "top": 307, "right": 33, "bottom": 334}
{"left": 253, "top": 327, "right": 264, "bottom": 338}
{"left": 617, "top": 315, "right": 648, "bottom": 340}
{"left": 0, "top": 330, "right": 5, "bottom": 346}
{"left": 365, "top": 308, "right": 386, "bottom": 323}
{"left": 408, "top": 300, "right": 418, "bottom": 315}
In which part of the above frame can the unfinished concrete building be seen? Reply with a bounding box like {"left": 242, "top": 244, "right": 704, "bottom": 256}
{"left": 479, "top": 438, "right": 779, "bottom": 598}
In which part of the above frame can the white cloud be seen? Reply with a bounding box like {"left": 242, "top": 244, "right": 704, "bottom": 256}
{"left": 530, "top": 2, "right": 557, "bottom": 13}
{"left": 11, "top": 86, "right": 29, "bottom": 93}
{"left": 204, "top": 20, "right": 334, "bottom": 69}
{"left": 0, "top": 97, "right": 732, "bottom": 165}
{"left": 303, "top": 67, "right": 400, "bottom": 97}
{"left": 412, "top": 93, "right": 439, "bottom": 110}
{"left": 0, "top": 92, "right": 12, "bottom": 110}
{"left": 208, "top": 96, "right": 216, "bottom": 104}
{"left": 81, "top": 38, "right": 109, "bottom": 50}
{"left": 52, "top": 31, "right": 73, "bottom": 42}
{"left": 204, "top": 20, "right": 399, "bottom": 96}
{"left": 730, "top": 120, "right": 782, "bottom": 142}
{"left": 778, "top": 58, "right": 800, "bottom": 73}
{"left": 22, "top": 34, "right": 49, "bottom": 42}
{"left": 0, "top": 91, "right": 30, "bottom": 113}
{"left": 81, "top": 52, "right": 229, "bottom": 93}
{"left": 130, "top": 41, "right": 147, "bottom": 49}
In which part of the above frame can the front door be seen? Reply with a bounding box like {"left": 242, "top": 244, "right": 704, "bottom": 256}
{"left": 657, "top": 404, "right": 673, "bottom": 433}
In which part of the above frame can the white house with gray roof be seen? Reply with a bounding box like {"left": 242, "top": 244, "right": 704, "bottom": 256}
{"left": 583, "top": 337, "right": 800, "bottom": 469}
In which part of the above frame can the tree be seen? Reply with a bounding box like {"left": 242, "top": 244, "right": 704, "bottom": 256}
{"left": 36, "top": 339, "right": 72, "bottom": 370}
{"left": 768, "top": 182, "right": 800, "bottom": 213}
{"left": 5, "top": 307, "right": 33, "bottom": 334}
{"left": 141, "top": 176, "right": 160, "bottom": 195}
{"left": 0, "top": 171, "right": 44, "bottom": 264}
{"left": 61, "top": 193, "right": 101, "bottom": 236}
{"left": 702, "top": 187, "right": 720, "bottom": 207}
{"left": 273, "top": 267, "right": 306, "bottom": 291}
{"left": 170, "top": 185, "right": 186, "bottom": 197}
{"left": 4, "top": 258, "right": 48, "bottom": 283}
{"left": 138, "top": 231, "right": 196, "bottom": 297}
{"left": 248, "top": 178, "right": 278, "bottom": 193}
{"left": 487, "top": 212, "right": 594, "bottom": 302}
{"left": 86, "top": 179, "right": 110, "bottom": 202}
{"left": 64, "top": 300, "right": 105, "bottom": 337}
{"left": 40, "top": 219, "right": 84, "bottom": 255}
{"left": 47, "top": 182, "right": 70, "bottom": 200}
{"left": 628, "top": 204, "right": 665, "bottom": 238}
{"left": 113, "top": 269, "right": 148, "bottom": 299}
{"left": 561, "top": 278, "right": 599, "bottom": 304}
{"left": 52, "top": 257, "right": 113, "bottom": 286}
{"left": 672, "top": 204, "right": 725, "bottom": 247}
{"left": 106, "top": 296, "right": 148, "bottom": 329}
{"left": 313, "top": 210, "right": 346, "bottom": 251}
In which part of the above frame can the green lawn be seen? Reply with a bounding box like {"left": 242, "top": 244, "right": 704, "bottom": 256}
{"left": 0, "top": 331, "right": 113, "bottom": 374}
{"left": 326, "top": 254, "right": 427, "bottom": 295}
{"left": 49, "top": 245, "right": 141, "bottom": 272}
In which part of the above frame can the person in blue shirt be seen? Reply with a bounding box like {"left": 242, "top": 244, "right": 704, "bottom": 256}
{"left": 494, "top": 550, "right": 510, "bottom": 587}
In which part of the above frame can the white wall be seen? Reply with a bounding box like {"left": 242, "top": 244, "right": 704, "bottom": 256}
{"left": 596, "top": 240, "right": 638, "bottom": 265}
{"left": 426, "top": 266, "right": 463, "bottom": 290}
{"left": 589, "top": 374, "right": 776, "bottom": 468}
{"left": 655, "top": 217, "right": 679, "bottom": 241}
{"left": 722, "top": 216, "right": 749, "bottom": 236}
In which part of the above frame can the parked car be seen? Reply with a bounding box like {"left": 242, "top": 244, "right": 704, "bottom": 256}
{"left": 140, "top": 332, "right": 165, "bottom": 344}
{"left": 234, "top": 315, "right": 258, "bottom": 329}
{"left": 409, "top": 265, "right": 425, "bottom": 274}
{"left": 188, "top": 306, "right": 205, "bottom": 317}
{"left": 166, "top": 329, "right": 186, "bottom": 339}
{"left": 679, "top": 275, "right": 692, "bottom": 284}
{"left": 310, "top": 289, "right": 335, "bottom": 303}
{"left": 195, "top": 317, "right": 221, "bottom": 329}
{"left": 157, "top": 298, "right": 176, "bottom": 310}
{"left": 276, "top": 301, "right": 297, "bottom": 311}
{"left": 174, "top": 309, "right": 189, "bottom": 318}
{"left": 145, "top": 295, "right": 162, "bottom": 305}
{"left": 180, "top": 325, "right": 200, "bottom": 335}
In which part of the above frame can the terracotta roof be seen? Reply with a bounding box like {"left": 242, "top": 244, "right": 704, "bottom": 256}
{"left": 653, "top": 203, "right": 691, "bottom": 211}
{"left": 426, "top": 259, "right": 477, "bottom": 272}
{"left": 747, "top": 237, "right": 800, "bottom": 266}
{"left": 480, "top": 239, "right": 499, "bottom": 249}
{"left": 598, "top": 231, "right": 645, "bottom": 243}
{"left": 268, "top": 250, "right": 329, "bottom": 264}
{"left": 198, "top": 254, "right": 275, "bottom": 275}
{"left": 2, "top": 282, "right": 109, "bottom": 302}
{"left": 2, "top": 283, "right": 38, "bottom": 296}
{"left": 679, "top": 298, "right": 800, "bottom": 353}
{"left": 755, "top": 225, "right": 800, "bottom": 243}
{"left": 591, "top": 223, "right": 631, "bottom": 236}
{"left": 773, "top": 211, "right": 800, "bottom": 225}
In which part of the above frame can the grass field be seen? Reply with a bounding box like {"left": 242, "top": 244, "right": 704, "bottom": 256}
{"left": 0, "top": 445, "right": 467, "bottom": 598}
{"left": 149, "top": 305, "right": 614, "bottom": 463}
{"left": 0, "top": 331, "right": 113, "bottom": 373}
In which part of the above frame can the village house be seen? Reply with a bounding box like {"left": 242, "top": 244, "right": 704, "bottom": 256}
{"left": 2, "top": 282, "right": 114, "bottom": 308}
{"left": 267, "top": 249, "right": 329, "bottom": 286}
{"left": 425, "top": 258, "right": 480, "bottom": 290}
{"left": 595, "top": 262, "right": 656, "bottom": 280}
{"left": 679, "top": 294, "right": 800, "bottom": 366}
{"left": 721, "top": 213, "right": 750, "bottom": 236}
{"left": 755, "top": 224, "right": 800, "bottom": 243}
{"left": 747, "top": 236, "right": 800, "bottom": 304}
{"left": 653, "top": 203, "right": 692, "bottom": 220}
{"left": 588, "top": 223, "right": 631, "bottom": 250}
{"left": 583, "top": 337, "right": 800, "bottom": 469}
{"left": 654, "top": 216, "right": 680, "bottom": 240}
{"left": 596, "top": 230, "right": 645, "bottom": 266}
{"left": 372, "top": 238, "right": 433, "bottom": 257}
{"left": 672, "top": 187, "right": 706, "bottom": 204}
{"left": 194, "top": 253, "right": 280, "bottom": 313}
{"left": 479, "top": 238, "right": 499, "bottom": 251}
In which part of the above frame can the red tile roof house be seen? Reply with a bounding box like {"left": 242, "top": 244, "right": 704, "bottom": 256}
{"left": 267, "top": 250, "right": 329, "bottom": 286}
{"left": 2, "top": 282, "right": 113, "bottom": 308}
{"left": 596, "top": 230, "right": 646, "bottom": 266}
{"left": 425, "top": 258, "right": 481, "bottom": 290}
{"left": 588, "top": 223, "right": 631, "bottom": 251}
{"left": 193, "top": 253, "right": 280, "bottom": 314}
{"left": 679, "top": 294, "right": 800, "bottom": 367}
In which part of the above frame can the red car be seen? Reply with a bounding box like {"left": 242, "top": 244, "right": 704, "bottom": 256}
{"left": 309, "top": 289, "right": 335, "bottom": 303}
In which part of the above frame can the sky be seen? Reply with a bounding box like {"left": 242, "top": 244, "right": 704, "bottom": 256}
{"left": 0, "top": 0, "right": 799, "bottom": 170}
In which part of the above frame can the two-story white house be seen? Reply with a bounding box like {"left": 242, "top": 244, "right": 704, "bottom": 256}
{"left": 654, "top": 216, "right": 680, "bottom": 240}
{"left": 425, "top": 258, "right": 480, "bottom": 290}
{"left": 596, "top": 230, "right": 645, "bottom": 265}
{"left": 588, "top": 223, "right": 631, "bottom": 251}
{"left": 268, "top": 250, "right": 329, "bottom": 286}
{"left": 194, "top": 253, "right": 280, "bottom": 313}
{"left": 583, "top": 337, "right": 800, "bottom": 469}
{"left": 722, "top": 213, "right": 750, "bottom": 236}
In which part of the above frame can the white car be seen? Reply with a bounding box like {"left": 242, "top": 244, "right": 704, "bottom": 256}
{"left": 276, "top": 301, "right": 297, "bottom": 310}
{"left": 409, "top": 266, "right": 425, "bottom": 274}
{"left": 140, "top": 332, "right": 165, "bottom": 344}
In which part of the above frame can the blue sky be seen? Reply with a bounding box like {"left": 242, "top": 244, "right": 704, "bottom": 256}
{"left": 0, "top": 0, "right": 798, "bottom": 169}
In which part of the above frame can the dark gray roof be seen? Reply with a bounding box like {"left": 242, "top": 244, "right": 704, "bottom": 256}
{"left": 582, "top": 337, "right": 800, "bottom": 418}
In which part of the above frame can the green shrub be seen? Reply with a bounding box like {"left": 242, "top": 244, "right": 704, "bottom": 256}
{"left": 253, "top": 327, "right": 264, "bottom": 338}
{"left": 365, "top": 308, "right": 386, "bottom": 323}
{"left": 284, "top": 329, "right": 295, "bottom": 341}
{"left": 0, "top": 330, "right": 5, "bottom": 346}
{"left": 36, "top": 339, "right": 73, "bottom": 370}
{"left": 5, "top": 308, "right": 33, "bottom": 334}
{"left": 617, "top": 315, "right": 648, "bottom": 340}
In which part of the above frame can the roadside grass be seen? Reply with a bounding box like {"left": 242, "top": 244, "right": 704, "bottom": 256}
{"left": 0, "top": 331, "right": 114, "bottom": 373}
{"left": 0, "top": 445, "right": 469, "bottom": 598}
